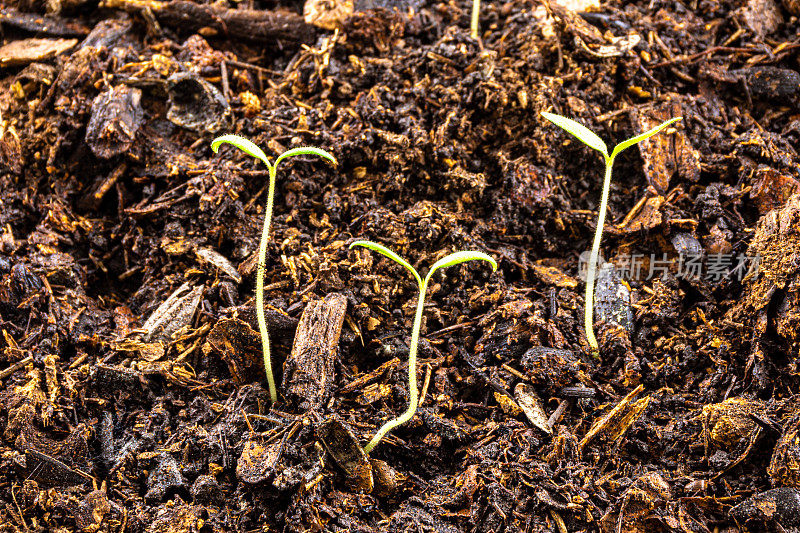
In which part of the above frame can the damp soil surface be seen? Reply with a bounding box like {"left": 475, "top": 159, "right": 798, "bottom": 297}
{"left": 2, "top": 0, "right": 800, "bottom": 531}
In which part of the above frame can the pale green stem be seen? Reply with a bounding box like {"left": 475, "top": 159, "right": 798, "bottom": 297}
{"left": 363, "top": 277, "right": 428, "bottom": 454}
{"left": 257, "top": 164, "right": 278, "bottom": 404}
{"left": 584, "top": 157, "right": 614, "bottom": 357}
{"left": 470, "top": 0, "right": 480, "bottom": 39}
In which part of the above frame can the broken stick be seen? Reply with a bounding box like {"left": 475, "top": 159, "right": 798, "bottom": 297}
{"left": 101, "top": 0, "right": 316, "bottom": 44}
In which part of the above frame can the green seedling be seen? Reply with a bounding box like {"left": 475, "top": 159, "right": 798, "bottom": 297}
{"left": 541, "top": 112, "right": 681, "bottom": 356}
{"left": 211, "top": 134, "right": 336, "bottom": 404}
{"left": 471, "top": 0, "right": 481, "bottom": 39}
{"left": 349, "top": 240, "right": 497, "bottom": 453}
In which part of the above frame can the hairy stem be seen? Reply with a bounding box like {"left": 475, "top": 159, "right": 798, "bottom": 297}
{"left": 585, "top": 158, "right": 614, "bottom": 356}
{"left": 363, "top": 278, "right": 427, "bottom": 453}
{"left": 257, "top": 165, "right": 278, "bottom": 404}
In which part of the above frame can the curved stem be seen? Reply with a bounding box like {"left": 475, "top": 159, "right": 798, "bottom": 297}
{"left": 585, "top": 158, "right": 614, "bottom": 357}
{"left": 257, "top": 165, "right": 278, "bottom": 403}
{"left": 363, "top": 279, "right": 427, "bottom": 454}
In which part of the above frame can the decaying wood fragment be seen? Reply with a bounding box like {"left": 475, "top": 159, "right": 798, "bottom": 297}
{"left": 0, "top": 7, "right": 87, "bottom": 36}
{"left": 749, "top": 166, "right": 800, "bottom": 215}
{"left": 735, "top": 0, "right": 782, "bottom": 38}
{"left": 101, "top": 0, "right": 316, "bottom": 44}
{"left": 304, "top": 0, "right": 353, "bottom": 30}
{"left": 0, "top": 38, "right": 78, "bottom": 67}
{"left": 702, "top": 397, "right": 764, "bottom": 460}
{"left": 632, "top": 101, "right": 700, "bottom": 194}
{"left": 514, "top": 383, "right": 552, "bottom": 435}
{"left": 77, "top": 163, "right": 127, "bottom": 211}
{"left": 237, "top": 440, "right": 282, "bottom": 484}
{"left": 207, "top": 318, "right": 264, "bottom": 384}
{"left": 85, "top": 85, "right": 143, "bottom": 158}
{"left": 282, "top": 293, "right": 346, "bottom": 410}
{"left": 769, "top": 414, "right": 800, "bottom": 487}
{"left": 141, "top": 282, "right": 203, "bottom": 342}
{"left": 317, "top": 416, "right": 373, "bottom": 493}
{"left": 730, "top": 487, "right": 800, "bottom": 530}
{"left": 742, "top": 66, "right": 800, "bottom": 100}
{"left": 0, "top": 356, "right": 33, "bottom": 381}
{"left": 339, "top": 357, "right": 400, "bottom": 394}
{"left": 579, "top": 384, "right": 649, "bottom": 452}
{"left": 543, "top": 0, "right": 640, "bottom": 57}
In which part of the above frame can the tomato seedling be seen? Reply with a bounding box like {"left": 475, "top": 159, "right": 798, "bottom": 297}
{"left": 541, "top": 112, "right": 681, "bottom": 356}
{"left": 212, "top": 134, "right": 336, "bottom": 403}
{"left": 349, "top": 240, "right": 496, "bottom": 452}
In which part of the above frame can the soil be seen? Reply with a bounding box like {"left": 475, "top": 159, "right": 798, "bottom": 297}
{"left": 1, "top": 0, "right": 800, "bottom": 531}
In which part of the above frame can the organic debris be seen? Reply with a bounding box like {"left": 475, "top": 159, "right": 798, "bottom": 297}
{"left": 1, "top": 0, "right": 799, "bottom": 530}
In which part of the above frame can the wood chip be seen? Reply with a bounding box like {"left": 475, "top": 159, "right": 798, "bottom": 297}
{"left": 207, "top": 318, "right": 263, "bottom": 384}
{"left": 514, "top": 383, "right": 552, "bottom": 435}
{"left": 579, "top": 384, "right": 650, "bottom": 452}
{"left": 736, "top": 0, "right": 783, "bottom": 38}
{"left": 141, "top": 283, "right": 203, "bottom": 342}
{"left": 282, "top": 293, "right": 347, "bottom": 410}
{"left": 195, "top": 247, "right": 241, "bottom": 283}
{"left": 318, "top": 416, "right": 373, "bottom": 493}
{"left": 0, "top": 38, "right": 77, "bottom": 67}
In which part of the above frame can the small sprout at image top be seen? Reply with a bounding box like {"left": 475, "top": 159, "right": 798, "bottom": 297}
{"left": 541, "top": 112, "right": 681, "bottom": 357}
{"left": 349, "top": 240, "right": 497, "bottom": 453}
{"left": 471, "top": 0, "right": 481, "bottom": 39}
{"left": 211, "top": 134, "right": 337, "bottom": 404}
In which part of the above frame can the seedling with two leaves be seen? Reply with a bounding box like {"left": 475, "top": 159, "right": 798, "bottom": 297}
{"left": 349, "top": 241, "right": 496, "bottom": 453}
{"left": 541, "top": 112, "right": 681, "bottom": 357}
{"left": 211, "top": 134, "right": 337, "bottom": 404}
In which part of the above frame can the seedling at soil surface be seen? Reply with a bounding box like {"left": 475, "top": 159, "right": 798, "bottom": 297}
{"left": 211, "top": 135, "right": 336, "bottom": 404}
{"left": 540, "top": 112, "right": 681, "bottom": 357}
{"left": 349, "top": 241, "right": 497, "bottom": 453}
{"left": 471, "top": 0, "right": 481, "bottom": 39}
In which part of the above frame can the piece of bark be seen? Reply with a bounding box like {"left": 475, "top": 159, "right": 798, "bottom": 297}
{"left": 85, "top": 85, "right": 144, "bottom": 159}
{"left": 632, "top": 101, "right": 700, "bottom": 194}
{"left": 234, "top": 305, "right": 299, "bottom": 341}
{"left": 0, "top": 7, "right": 88, "bottom": 36}
{"left": 317, "top": 416, "right": 373, "bottom": 493}
{"left": 101, "top": 0, "right": 315, "bottom": 44}
{"left": 236, "top": 440, "right": 281, "bottom": 484}
{"left": 741, "top": 66, "right": 800, "bottom": 100}
{"left": 750, "top": 165, "right": 800, "bottom": 215}
{"left": 207, "top": 318, "right": 264, "bottom": 384}
{"left": 282, "top": 293, "right": 346, "bottom": 410}
{"left": 0, "top": 38, "right": 77, "bottom": 67}
{"left": 579, "top": 384, "right": 649, "bottom": 453}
